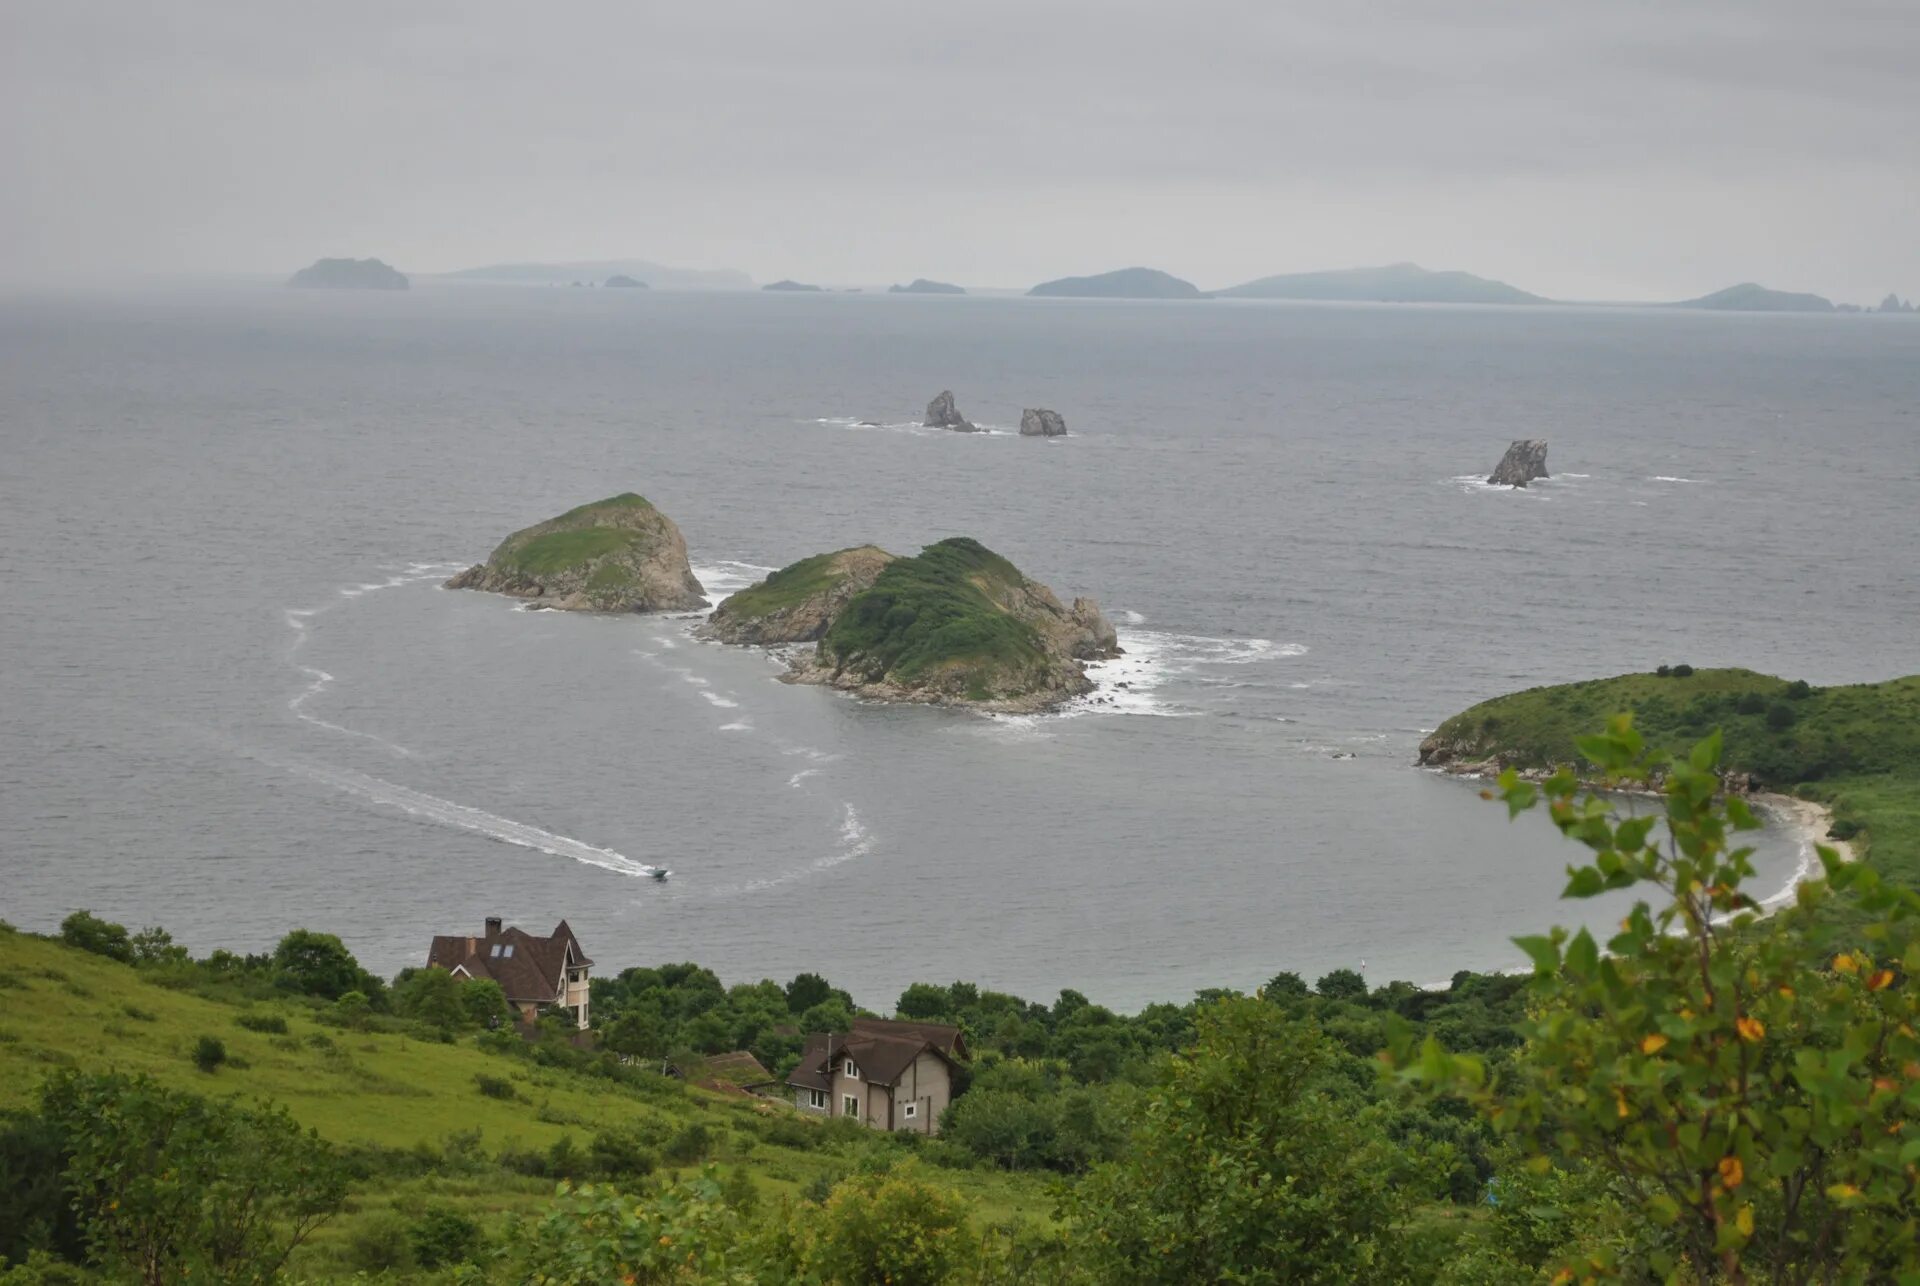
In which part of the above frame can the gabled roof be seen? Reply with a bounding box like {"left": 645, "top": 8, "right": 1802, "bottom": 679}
{"left": 425, "top": 920, "right": 588, "bottom": 1005}
{"left": 786, "top": 1019, "right": 967, "bottom": 1090}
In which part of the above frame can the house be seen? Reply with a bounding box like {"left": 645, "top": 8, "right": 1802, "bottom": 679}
{"left": 426, "top": 916, "right": 593, "bottom": 1029}
{"left": 668, "top": 1051, "right": 781, "bottom": 1098}
{"left": 786, "top": 1017, "right": 968, "bottom": 1135}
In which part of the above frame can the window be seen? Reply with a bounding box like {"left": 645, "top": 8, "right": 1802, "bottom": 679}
{"left": 502, "top": 945, "right": 514, "bottom": 957}
{"left": 844, "top": 1059, "right": 859, "bottom": 1080}
{"left": 903, "top": 1102, "right": 917, "bottom": 1120}
{"left": 808, "top": 1089, "right": 826, "bottom": 1109}
{"left": 843, "top": 1095, "right": 859, "bottom": 1119}
{"left": 489, "top": 944, "right": 501, "bottom": 957}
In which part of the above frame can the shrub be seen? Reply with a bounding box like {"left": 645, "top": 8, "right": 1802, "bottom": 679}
{"left": 663, "top": 1121, "right": 714, "bottom": 1163}
{"left": 1829, "top": 817, "right": 1863, "bottom": 841}
{"left": 343, "top": 1211, "right": 414, "bottom": 1274}
{"left": 1786, "top": 678, "right": 1814, "bottom": 699}
{"left": 588, "top": 1129, "right": 656, "bottom": 1180}
{"left": 1655, "top": 665, "right": 1672, "bottom": 677}
{"left": 1735, "top": 691, "right": 1768, "bottom": 716}
{"left": 806, "top": 1166, "right": 975, "bottom": 1286}
{"left": 191, "top": 1036, "right": 227, "bottom": 1073}
{"left": 1765, "top": 701, "right": 1798, "bottom": 730}
{"left": 120, "top": 1004, "right": 156, "bottom": 1023}
{"left": 720, "top": 1165, "right": 760, "bottom": 1213}
{"left": 762, "top": 1116, "right": 820, "bottom": 1150}
{"left": 58, "top": 911, "right": 132, "bottom": 964}
{"left": 1671, "top": 663, "right": 1694, "bottom": 677}
{"left": 330, "top": 991, "right": 371, "bottom": 1029}
{"left": 473, "top": 1073, "right": 516, "bottom": 1101}
{"left": 235, "top": 1012, "right": 288, "bottom": 1035}
{"left": 409, "top": 1204, "right": 484, "bottom": 1269}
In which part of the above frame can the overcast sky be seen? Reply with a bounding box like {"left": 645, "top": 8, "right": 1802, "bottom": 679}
{"left": 3, "top": 0, "right": 1915, "bottom": 300}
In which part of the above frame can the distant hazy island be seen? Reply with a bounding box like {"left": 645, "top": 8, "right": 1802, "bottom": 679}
{"left": 762, "top": 280, "right": 823, "bottom": 292}
{"left": 441, "top": 260, "right": 752, "bottom": 290}
{"left": 287, "top": 258, "right": 408, "bottom": 291}
{"left": 445, "top": 494, "right": 706, "bottom": 613}
{"left": 603, "top": 274, "right": 647, "bottom": 289}
{"left": 702, "top": 538, "right": 1118, "bottom": 712}
{"left": 889, "top": 279, "right": 966, "bottom": 295}
{"left": 1217, "top": 262, "right": 1546, "bottom": 305}
{"left": 1028, "top": 267, "right": 1202, "bottom": 300}
{"left": 1674, "top": 283, "right": 1835, "bottom": 313}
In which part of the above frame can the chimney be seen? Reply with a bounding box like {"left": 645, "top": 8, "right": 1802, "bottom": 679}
{"left": 484, "top": 916, "right": 502, "bottom": 938}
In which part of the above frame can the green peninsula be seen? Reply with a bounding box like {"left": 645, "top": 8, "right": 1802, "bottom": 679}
{"left": 1420, "top": 668, "right": 1920, "bottom": 892}
{"left": 445, "top": 493, "right": 706, "bottom": 613}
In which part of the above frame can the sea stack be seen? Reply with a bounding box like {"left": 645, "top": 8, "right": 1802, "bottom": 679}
{"left": 444, "top": 493, "right": 706, "bottom": 612}
{"left": 1020, "top": 408, "right": 1068, "bottom": 437}
{"left": 924, "top": 391, "right": 978, "bottom": 432}
{"left": 1487, "top": 439, "right": 1550, "bottom": 488}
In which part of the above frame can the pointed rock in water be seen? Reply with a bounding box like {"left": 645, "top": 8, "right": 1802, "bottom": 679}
{"left": 1020, "top": 408, "right": 1068, "bottom": 437}
{"left": 1487, "top": 439, "right": 1550, "bottom": 488}
{"left": 924, "top": 390, "right": 978, "bottom": 432}
{"left": 698, "top": 545, "right": 897, "bottom": 645}
{"left": 444, "top": 493, "right": 706, "bottom": 612}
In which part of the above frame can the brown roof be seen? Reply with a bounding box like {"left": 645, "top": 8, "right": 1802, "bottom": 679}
{"left": 425, "top": 919, "right": 588, "bottom": 1005}
{"left": 700, "top": 1051, "right": 775, "bottom": 1085}
{"left": 786, "top": 1019, "right": 966, "bottom": 1090}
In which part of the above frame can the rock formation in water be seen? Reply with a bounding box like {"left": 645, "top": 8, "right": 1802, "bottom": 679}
{"left": 1027, "top": 267, "right": 1202, "bottom": 299}
{"left": 1674, "top": 283, "right": 1834, "bottom": 313}
{"left": 287, "top": 258, "right": 409, "bottom": 290}
{"left": 889, "top": 279, "right": 966, "bottom": 295}
{"left": 444, "top": 493, "right": 706, "bottom": 612}
{"left": 1487, "top": 439, "right": 1550, "bottom": 488}
{"left": 1879, "top": 293, "right": 1916, "bottom": 314}
{"left": 774, "top": 537, "right": 1120, "bottom": 712}
{"left": 604, "top": 274, "right": 647, "bottom": 288}
{"left": 762, "top": 280, "right": 823, "bottom": 292}
{"left": 924, "top": 390, "right": 978, "bottom": 432}
{"left": 1020, "top": 408, "right": 1068, "bottom": 437}
{"left": 698, "top": 546, "right": 897, "bottom": 645}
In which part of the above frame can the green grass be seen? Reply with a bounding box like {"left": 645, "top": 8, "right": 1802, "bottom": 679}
{"left": 1429, "top": 668, "right": 1920, "bottom": 893}
{"left": 719, "top": 547, "right": 881, "bottom": 619}
{"left": 549, "top": 491, "right": 652, "bottom": 523}
{"left": 503, "top": 526, "right": 637, "bottom": 576}
{"left": 821, "top": 538, "right": 1049, "bottom": 682}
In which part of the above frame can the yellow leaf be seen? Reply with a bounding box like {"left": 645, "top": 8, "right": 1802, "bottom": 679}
{"left": 1835, "top": 953, "right": 1859, "bottom": 974}
{"left": 1719, "top": 1155, "right": 1744, "bottom": 1190}
{"left": 1736, "top": 1205, "right": 1754, "bottom": 1237}
{"left": 1737, "top": 1017, "right": 1766, "bottom": 1043}
{"left": 1827, "top": 1183, "right": 1862, "bottom": 1201}
{"left": 1870, "top": 970, "right": 1896, "bottom": 992}
{"left": 1641, "top": 1033, "right": 1669, "bottom": 1055}
{"left": 1615, "top": 1090, "right": 1630, "bottom": 1119}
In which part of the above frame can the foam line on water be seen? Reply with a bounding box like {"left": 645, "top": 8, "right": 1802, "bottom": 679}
{"left": 262, "top": 751, "right": 663, "bottom": 878}
{"left": 1069, "top": 629, "right": 1306, "bottom": 717}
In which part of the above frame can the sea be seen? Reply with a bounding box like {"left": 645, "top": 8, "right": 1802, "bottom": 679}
{"left": 1, "top": 284, "right": 1915, "bottom": 1011}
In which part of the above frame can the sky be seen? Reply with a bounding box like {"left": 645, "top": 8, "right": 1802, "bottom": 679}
{"left": 3, "top": 0, "right": 1916, "bottom": 301}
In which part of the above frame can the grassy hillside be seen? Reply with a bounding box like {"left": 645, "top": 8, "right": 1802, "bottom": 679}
{"left": 1423, "top": 668, "right": 1920, "bottom": 892}
{"left": 718, "top": 546, "right": 889, "bottom": 620}
{"left": 821, "top": 538, "right": 1050, "bottom": 684}
{"left": 495, "top": 493, "right": 658, "bottom": 575}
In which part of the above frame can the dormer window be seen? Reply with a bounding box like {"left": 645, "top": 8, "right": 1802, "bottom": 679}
{"left": 844, "top": 1059, "right": 859, "bottom": 1080}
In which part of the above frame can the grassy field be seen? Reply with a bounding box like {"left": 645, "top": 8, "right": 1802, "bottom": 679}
{"left": 1426, "top": 668, "right": 1920, "bottom": 892}
{"left": 0, "top": 928, "right": 1053, "bottom": 1278}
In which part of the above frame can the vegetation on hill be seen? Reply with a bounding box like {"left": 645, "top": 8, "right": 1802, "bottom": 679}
{"left": 699, "top": 545, "right": 896, "bottom": 645}
{"left": 287, "top": 258, "right": 409, "bottom": 290}
{"left": 445, "top": 492, "right": 707, "bottom": 613}
{"left": 1674, "top": 283, "right": 1836, "bottom": 312}
{"left": 890, "top": 279, "right": 966, "bottom": 295}
{"left": 1217, "top": 262, "right": 1546, "bottom": 305}
{"left": 1026, "top": 267, "right": 1201, "bottom": 299}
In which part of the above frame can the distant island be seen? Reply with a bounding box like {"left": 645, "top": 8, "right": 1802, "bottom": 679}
{"left": 889, "top": 279, "right": 966, "bottom": 295}
{"left": 762, "top": 280, "right": 823, "bottom": 292}
{"left": 1028, "top": 267, "right": 1202, "bottom": 300}
{"left": 286, "top": 258, "right": 408, "bottom": 291}
{"left": 445, "top": 494, "right": 706, "bottom": 613}
{"left": 1674, "top": 283, "right": 1835, "bottom": 313}
{"left": 703, "top": 538, "right": 1118, "bottom": 712}
{"left": 1217, "top": 262, "right": 1545, "bottom": 305}
{"left": 440, "top": 260, "right": 752, "bottom": 290}
{"left": 603, "top": 275, "right": 647, "bottom": 289}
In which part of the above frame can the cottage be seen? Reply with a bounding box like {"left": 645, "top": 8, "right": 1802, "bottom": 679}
{"left": 786, "top": 1018, "right": 968, "bottom": 1135}
{"left": 426, "top": 916, "right": 593, "bottom": 1029}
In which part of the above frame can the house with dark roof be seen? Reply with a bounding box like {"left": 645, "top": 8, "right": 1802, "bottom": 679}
{"left": 426, "top": 916, "right": 593, "bottom": 1029}
{"left": 786, "top": 1017, "right": 968, "bottom": 1135}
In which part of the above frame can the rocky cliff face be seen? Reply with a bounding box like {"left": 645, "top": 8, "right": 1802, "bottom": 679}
{"left": 444, "top": 493, "right": 706, "bottom": 612}
{"left": 924, "top": 391, "right": 978, "bottom": 432}
{"left": 1020, "top": 408, "right": 1068, "bottom": 437}
{"left": 1487, "top": 439, "right": 1550, "bottom": 487}
{"left": 697, "top": 546, "right": 897, "bottom": 645}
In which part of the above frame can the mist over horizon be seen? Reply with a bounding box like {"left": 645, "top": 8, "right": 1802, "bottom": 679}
{"left": 3, "top": 1, "right": 1916, "bottom": 302}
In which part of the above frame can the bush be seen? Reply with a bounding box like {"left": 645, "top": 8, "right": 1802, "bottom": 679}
{"left": 1786, "top": 679, "right": 1814, "bottom": 699}
{"left": 1671, "top": 663, "right": 1694, "bottom": 677}
{"left": 58, "top": 911, "right": 132, "bottom": 964}
{"left": 1655, "top": 665, "right": 1672, "bottom": 677}
{"left": 1830, "top": 818, "right": 1863, "bottom": 841}
{"left": 588, "top": 1129, "right": 656, "bottom": 1180}
{"left": 192, "top": 1036, "right": 227, "bottom": 1073}
{"left": 409, "top": 1204, "right": 484, "bottom": 1269}
{"left": 330, "top": 991, "right": 371, "bottom": 1029}
{"left": 473, "top": 1073, "right": 516, "bottom": 1101}
{"left": 806, "top": 1166, "right": 975, "bottom": 1286}
{"left": 1766, "top": 701, "right": 1798, "bottom": 730}
{"left": 120, "top": 1004, "right": 156, "bottom": 1023}
{"left": 663, "top": 1121, "right": 714, "bottom": 1164}
{"left": 343, "top": 1212, "right": 414, "bottom": 1274}
{"left": 1735, "top": 692, "right": 1768, "bottom": 716}
{"left": 235, "top": 1012, "right": 288, "bottom": 1035}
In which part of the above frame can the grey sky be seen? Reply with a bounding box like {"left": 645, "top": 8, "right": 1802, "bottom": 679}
{"left": 4, "top": 0, "right": 1916, "bottom": 299}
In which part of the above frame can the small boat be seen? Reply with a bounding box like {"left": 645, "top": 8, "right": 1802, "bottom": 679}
{"left": 649, "top": 868, "right": 670, "bottom": 881}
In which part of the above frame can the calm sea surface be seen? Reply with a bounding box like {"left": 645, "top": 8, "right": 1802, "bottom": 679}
{"left": 1, "top": 286, "right": 1915, "bottom": 1009}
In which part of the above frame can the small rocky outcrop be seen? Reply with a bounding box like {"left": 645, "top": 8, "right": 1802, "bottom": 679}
{"left": 604, "top": 275, "right": 647, "bottom": 288}
{"left": 287, "top": 258, "right": 408, "bottom": 290}
{"left": 1487, "top": 439, "right": 1550, "bottom": 488}
{"left": 763, "top": 280, "right": 822, "bottom": 292}
{"left": 445, "top": 493, "right": 705, "bottom": 613}
{"left": 924, "top": 391, "right": 978, "bottom": 432}
{"left": 1020, "top": 408, "right": 1068, "bottom": 437}
{"left": 698, "top": 546, "right": 897, "bottom": 645}
{"left": 890, "top": 279, "right": 966, "bottom": 295}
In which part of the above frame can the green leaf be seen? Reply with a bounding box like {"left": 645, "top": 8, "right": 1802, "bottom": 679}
{"left": 1689, "top": 729, "right": 1723, "bottom": 773}
{"left": 1562, "top": 867, "right": 1607, "bottom": 899}
{"left": 1513, "top": 935, "right": 1561, "bottom": 974}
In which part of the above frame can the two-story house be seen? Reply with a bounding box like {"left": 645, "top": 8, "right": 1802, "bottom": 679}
{"left": 425, "top": 916, "right": 593, "bottom": 1028}
{"left": 786, "top": 1017, "right": 968, "bottom": 1135}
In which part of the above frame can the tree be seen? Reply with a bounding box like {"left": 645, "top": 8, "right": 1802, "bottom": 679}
{"left": 271, "top": 929, "right": 364, "bottom": 1000}
{"left": 1060, "top": 997, "right": 1408, "bottom": 1283}
{"left": 460, "top": 978, "right": 508, "bottom": 1028}
{"left": 1314, "top": 967, "right": 1368, "bottom": 1001}
{"left": 57, "top": 911, "right": 131, "bottom": 964}
{"left": 1393, "top": 718, "right": 1920, "bottom": 1284}
{"left": 515, "top": 1174, "right": 741, "bottom": 1284}
{"left": 897, "top": 982, "right": 951, "bottom": 1020}
{"left": 785, "top": 971, "right": 834, "bottom": 1014}
{"left": 603, "top": 1011, "right": 668, "bottom": 1062}
{"left": 805, "top": 1166, "right": 975, "bottom": 1286}
{"left": 128, "top": 926, "right": 188, "bottom": 967}
{"left": 39, "top": 1071, "right": 345, "bottom": 1285}
{"left": 393, "top": 967, "right": 465, "bottom": 1028}
{"left": 1263, "top": 971, "right": 1311, "bottom": 1001}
